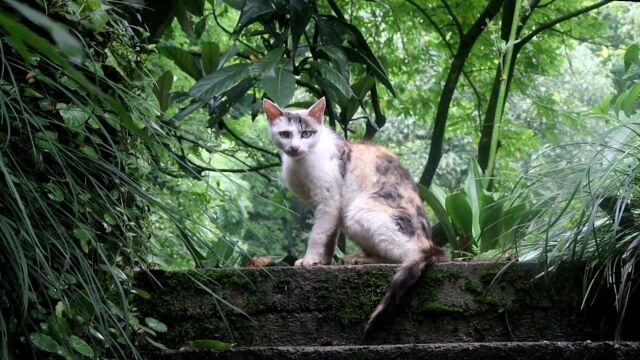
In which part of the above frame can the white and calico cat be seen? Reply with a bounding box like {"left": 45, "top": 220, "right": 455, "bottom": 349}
{"left": 263, "top": 97, "right": 443, "bottom": 335}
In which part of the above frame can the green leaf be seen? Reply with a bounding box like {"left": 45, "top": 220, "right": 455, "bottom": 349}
{"left": 131, "top": 288, "right": 151, "bottom": 300}
{"left": 188, "top": 339, "right": 234, "bottom": 350}
{"left": 73, "top": 225, "right": 95, "bottom": 253}
{"left": 464, "top": 159, "right": 485, "bottom": 240}
{"left": 194, "top": 17, "right": 207, "bottom": 39}
{"left": 190, "top": 63, "right": 250, "bottom": 99}
{"left": 201, "top": 42, "right": 220, "bottom": 75}
{"left": 233, "top": 0, "right": 280, "bottom": 35}
{"left": 311, "top": 62, "right": 353, "bottom": 101}
{"left": 153, "top": 71, "right": 173, "bottom": 112}
{"left": 622, "top": 83, "right": 640, "bottom": 117}
{"left": 478, "top": 197, "right": 504, "bottom": 253}
{"left": 69, "top": 335, "right": 94, "bottom": 357}
{"left": 290, "top": 0, "right": 313, "bottom": 51}
{"left": 45, "top": 183, "right": 64, "bottom": 202}
{"left": 445, "top": 191, "right": 473, "bottom": 239}
{"left": 319, "top": 45, "right": 351, "bottom": 82}
{"left": 158, "top": 46, "right": 202, "bottom": 80}
{"left": 420, "top": 185, "right": 458, "bottom": 250}
{"left": 624, "top": 44, "right": 639, "bottom": 71}
{"left": 260, "top": 62, "right": 296, "bottom": 106}
{"left": 145, "top": 317, "right": 168, "bottom": 333}
{"left": 30, "top": 333, "right": 61, "bottom": 354}
{"left": 253, "top": 47, "right": 285, "bottom": 76}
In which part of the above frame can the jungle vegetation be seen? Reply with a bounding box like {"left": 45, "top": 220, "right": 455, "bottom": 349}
{"left": 0, "top": 0, "right": 638, "bottom": 358}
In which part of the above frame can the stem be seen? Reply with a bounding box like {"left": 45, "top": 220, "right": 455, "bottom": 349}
{"left": 485, "top": 0, "right": 522, "bottom": 184}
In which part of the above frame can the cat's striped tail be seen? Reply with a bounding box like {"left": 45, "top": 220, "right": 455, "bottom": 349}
{"left": 363, "top": 246, "right": 443, "bottom": 339}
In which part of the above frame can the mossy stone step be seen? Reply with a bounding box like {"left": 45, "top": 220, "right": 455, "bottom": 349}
{"left": 156, "top": 342, "right": 640, "bottom": 360}
{"left": 135, "top": 262, "right": 638, "bottom": 349}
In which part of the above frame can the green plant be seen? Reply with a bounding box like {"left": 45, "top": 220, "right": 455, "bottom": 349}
{"left": 517, "top": 44, "right": 640, "bottom": 338}
{"left": 422, "top": 160, "right": 535, "bottom": 258}
{"left": 0, "top": 1, "right": 212, "bottom": 358}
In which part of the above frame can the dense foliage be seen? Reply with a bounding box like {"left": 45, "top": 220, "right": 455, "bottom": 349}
{"left": 0, "top": 0, "right": 638, "bottom": 358}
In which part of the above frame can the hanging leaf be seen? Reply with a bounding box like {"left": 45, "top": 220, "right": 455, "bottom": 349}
{"left": 190, "top": 63, "right": 250, "bottom": 99}
{"left": 158, "top": 46, "right": 202, "bottom": 80}
{"left": 289, "top": 0, "right": 313, "bottom": 52}
{"left": 153, "top": 70, "right": 173, "bottom": 112}
{"left": 311, "top": 62, "right": 353, "bottom": 102}
{"left": 201, "top": 42, "right": 220, "bottom": 74}
{"left": 194, "top": 17, "right": 207, "bottom": 39}
{"left": 260, "top": 62, "right": 295, "bottom": 106}
{"left": 419, "top": 185, "right": 458, "bottom": 250}
{"left": 233, "top": 0, "right": 279, "bottom": 35}
{"left": 319, "top": 45, "right": 351, "bottom": 82}
{"left": 252, "top": 47, "right": 285, "bottom": 76}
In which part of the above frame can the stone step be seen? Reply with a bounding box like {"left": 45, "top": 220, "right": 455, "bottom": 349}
{"left": 155, "top": 342, "right": 640, "bottom": 360}
{"left": 135, "top": 262, "right": 639, "bottom": 349}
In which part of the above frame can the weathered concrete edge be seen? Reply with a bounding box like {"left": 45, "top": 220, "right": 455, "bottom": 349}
{"left": 155, "top": 341, "right": 640, "bottom": 360}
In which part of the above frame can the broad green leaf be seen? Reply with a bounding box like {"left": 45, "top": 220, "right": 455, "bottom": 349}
{"left": 464, "top": 159, "right": 485, "bottom": 240}
{"left": 190, "top": 63, "right": 250, "bottom": 99}
{"left": 290, "top": 0, "right": 313, "bottom": 51}
{"left": 194, "top": 17, "right": 207, "bottom": 39}
{"left": 202, "top": 42, "right": 220, "bottom": 74}
{"left": 69, "top": 335, "right": 94, "bottom": 357}
{"left": 188, "top": 339, "right": 234, "bottom": 350}
{"left": 446, "top": 191, "right": 473, "bottom": 239}
{"left": 310, "top": 62, "right": 353, "bottom": 101}
{"left": 345, "top": 75, "right": 374, "bottom": 120}
{"left": 153, "top": 70, "right": 173, "bottom": 112}
{"left": 30, "top": 333, "right": 61, "bottom": 354}
{"left": 252, "top": 47, "right": 285, "bottom": 76}
{"left": 260, "top": 62, "right": 296, "bottom": 106}
{"left": 145, "top": 317, "right": 168, "bottom": 333}
{"left": 233, "top": 0, "right": 279, "bottom": 35}
{"left": 319, "top": 45, "right": 351, "bottom": 82}
{"left": 624, "top": 44, "right": 639, "bottom": 71}
{"left": 478, "top": 197, "right": 504, "bottom": 252}
{"left": 158, "top": 46, "right": 202, "bottom": 80}
{"left": 420, "top": 185, "right": 458, "bottom": 250}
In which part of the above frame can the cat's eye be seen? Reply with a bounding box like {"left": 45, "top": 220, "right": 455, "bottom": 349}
{"left": 301, "top": 130, "right": 315, "bottom": 138}
{"left": 279, "top": 131, "right": 291, "bottom": 138}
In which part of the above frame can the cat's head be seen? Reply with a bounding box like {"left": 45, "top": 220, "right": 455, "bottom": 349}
{"left": 263, "top": 97, "right": 326, "bottom": 159}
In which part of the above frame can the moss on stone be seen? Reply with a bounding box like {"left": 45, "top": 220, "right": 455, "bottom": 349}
{"left": 419, "top": 302, "right": 466, "bottom": 315}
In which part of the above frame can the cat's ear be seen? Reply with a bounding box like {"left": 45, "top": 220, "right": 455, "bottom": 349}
{"left": 307, "top": 97, "right": 326, "bottom": 124}
{"left": 263, "top": 99, "right": 284, "bottom": 123}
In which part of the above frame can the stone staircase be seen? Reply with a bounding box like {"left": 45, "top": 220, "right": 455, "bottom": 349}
{"left": 136, "top": 262, "right": 640, "bottom": 359}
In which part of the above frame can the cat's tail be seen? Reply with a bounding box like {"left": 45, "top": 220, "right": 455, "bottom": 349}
{"left": 363, "top": 245, "right": 443, "bottom": 339}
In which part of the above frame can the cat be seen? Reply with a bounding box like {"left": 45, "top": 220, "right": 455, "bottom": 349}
{"left": 263, "top": 97, "right": 443, "bottom": 336}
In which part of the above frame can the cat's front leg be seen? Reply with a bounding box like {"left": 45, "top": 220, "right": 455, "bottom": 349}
{"left": 295, "top": 204, "right": 340, "bottom": 266}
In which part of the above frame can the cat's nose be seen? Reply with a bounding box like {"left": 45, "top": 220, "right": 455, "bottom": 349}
{"left": 290, "top": 145, "right": 300, "bottom": 152}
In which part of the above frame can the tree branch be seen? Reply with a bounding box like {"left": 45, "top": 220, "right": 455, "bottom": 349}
{"left": 406, "top": 0, "right": 484, "bottom": 124}
{"left": 220, "top": 121, "right": 279, "bottom": 158}
{"left": 517, "top": 0, "right": 613, "bottom": 51}
{"left": 440, "top": 0, "right": 464, "bottom": 36}
{"left": 419, "top": 0, "right": 504, "bottom": 187}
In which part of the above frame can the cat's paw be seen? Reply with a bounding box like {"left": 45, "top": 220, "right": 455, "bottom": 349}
{"left": 294, "top": 258, "right": 329, "bottom": 267}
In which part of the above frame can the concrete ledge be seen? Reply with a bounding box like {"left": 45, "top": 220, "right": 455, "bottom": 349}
{"left": 156, "top": 341, "right": 640, "bottom": 360}
{"left": 135, "top": 262, "right": 635, "bottom": 349}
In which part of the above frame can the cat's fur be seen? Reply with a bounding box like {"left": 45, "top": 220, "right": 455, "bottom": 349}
{"left": 263, "top": 97, "right": 443, "bottom": 336}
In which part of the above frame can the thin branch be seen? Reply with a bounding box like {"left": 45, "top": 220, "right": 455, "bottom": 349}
{"left": 549, "top": 28, "right": 623, "bottom": 49}
{"left": 211, "top": 8, "right": 262, "bottom": 55}
{"left": 440, "top": 0, "right": 464, "bottom": 36}
{"left": 407, "top": 0, "right": 484, "bottom": 124}
{"left": 517, "top": 0, "right": 613, "bottom": 51}
{"left": 220, "top": 121, "right": 279, "bottom": 158}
